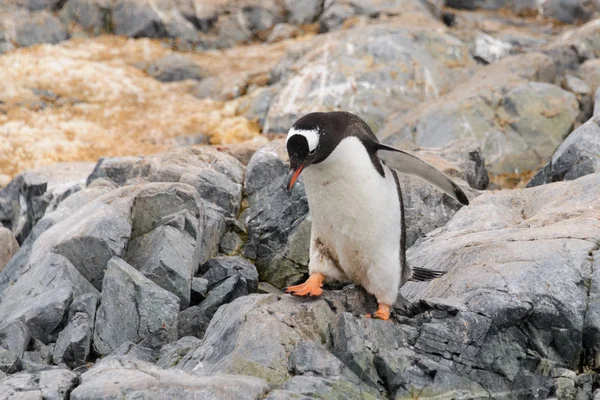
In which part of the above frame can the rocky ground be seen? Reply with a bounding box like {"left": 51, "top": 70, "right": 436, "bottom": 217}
{"left": 2, "top": 0, "right": 600, "bottom": 399}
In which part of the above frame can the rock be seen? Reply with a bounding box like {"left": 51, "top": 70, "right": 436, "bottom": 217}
{"left": 381, "top": 53, "right": 579, "bottom": 175}
{"left": 178, "top": 294, "right": 335, "bottom": 385}
{"left": 264, "top": 22, "right": 475, "bottom": 134}
{"left": 190, "top": 277, "right": 208, "bottom": 305}
{"left": 219, "top": 231, "right": 244, "bottom": 255}
{"left": 318, "top": 3, "right": 355, "bottom": 32}
{"left": 266, "top": 23, "right": 301, "bottom": 43}
{"left": 177, "top": 273, "right": 255, "bottom": 338}
{"left": 244, "top": 140, "right": 288, "bottom": 197}
{"left": 399, "top": 173, "right": 600, "bottom": 395}
{"left": 156, "top": 336, "right": 202, "bottom": 369}
{"left": 199, "top": 256, "right": 259, "bottom": 292}
{"left": 284, "top": 0, "right": 323, "bottom": 24}
{"left": 562, "top": 74, "right": 593, "bottom": 124}
{"left": 124, "top": 184, "right": 204, "bottom": 308}
{"left": 191, "top": 74, "right": 250, "bottom": 101}
{"left": 58, "top": 0, "right": 112, "bottom": 35}
{"left": 236, "top": 86, "right": 278, "bottom": 129}
{"left": 528, "top": 116, "right": 600, "bottom": 187}
{"left": 472, "top": 31, "right": 512, "bottom": 64}
{"left": 0, "top": 369, "right": 77, "bottom": 400}
{"left": 579, "top": 59, "right": 600, "bottom": 96}
{"left": 282, "top": 376, "right": 378, "bottom": 400}
{"left": 2, "top": 9, "right": 68, "bottom": 48}
{"left": 0, "top": 348, "right": 20, "bottom": 374}
{"left": 21, "top": 339, "right": 52, "bottom": 372}
{"left": 71, "top": 357, "right": 270, "bottom": 399}
{"left": 92, "top": 257, "right": 180, "bottom": 356}
{"left": 0, "top": 227, "right": 18, "bottom": 272}
{"left": 0, "top": 320, "right": 31, "bottom": 359}
{"left": 545, "top": 19, "right": 600, "bottom": 75}
{"left": 596, "top": 88, "right": 600, "bottom": 116}
{"left": 52, "top": 293, "right": 98, "bottom": 368}
{"left": 0, "top": 162, "right": 93, "bottom": 244}
{"left": 136, "top": 54, "right": 206, "bottom": 82}
{"left": 100, "top": 341, "right": 158, "bottom": 364}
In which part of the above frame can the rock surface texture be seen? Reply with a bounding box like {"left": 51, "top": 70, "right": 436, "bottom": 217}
{"left": 3, "top": 2, "right": 600, "bottom": 399}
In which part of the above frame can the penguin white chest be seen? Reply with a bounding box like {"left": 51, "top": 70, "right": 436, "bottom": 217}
{"left": 301, "top": 137, "right": 402, "bottom": 298}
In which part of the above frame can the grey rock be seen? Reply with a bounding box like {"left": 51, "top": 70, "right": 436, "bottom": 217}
{"left": 100, "top": 341, "right": 158, "bottom": 364}
{"left": 190, "top": 74, "right": 249, "bottom": 101}
{"left": 9, "top": 10, "right": 68, "bottom": 48}
{"left": 472, "top": 31, "right": 512, "bottom": 64}
{"left": 266, "top": 23, "right": 301, "bottom": 43}
{"left": 318, "top": 3, "right": 355, "bottom": 32}
{"left": 400, "top": 173, "right": 600, "bottom": 394}
{"left": 244, "top": 140, "right": 288, "bottom": 197}
{"left": 562, "top": 74, "right": 593, "bottom": 124}
{"left": 282, "top": 376, "right": 378, "bottom": 400}
{"left": 136, "top": 54, "right": 206, "bottom": 82}
{"left": 381, "top": 53, "right": 579, "bottom": 175}
{"left": 92, "top": 257, "right": 180, "bottom": 356}
{"left": 0, "top": 347, "right": 20, "bottom": 374}
{"left": 178, "top": 294, "right": 335, "bottom": 385}
{"left": 265, "top": 22, "right": 475, "bottom": 134}
{"left": 199, "top": 256, "right": 259, "bottom": 292}
{"left": 579, "top": 59, "right": 600, "bottom": 96}
{"left": 71, "top": 357, "right": 270, "bottom": 400}
{"left": 0, "top": 227, "right": 18, "bottom": 272}
{"left": 238, "top": 4, "right": 283, "bottom": 36}
{"left": 0, "top": 369, "right": 77, "bottom": 400}
{"left": 236, "top": 86, "right": 277, "bottom": 128}
{"left": 21, "top": 339, "right": 52, "bottom": 372}
{"left": 177, "top": 274, "right": 252, "bottom": 338}
{"left": 528, "top": 116, "right": 600, "bottom": 187}
{"left": 582, "top": 248, "right": 600, "bottom": 369}
{"left": 284, "top": 0, "right": 323, "bottom": 24}
{"left": 0, "top": 320, "right": 31, "bottom": 359}
{"left": 0, "top": 162, "right": 93, "bottom": 244}
{"left": 200, "top": 204, "right": 227, "bottom": 263}
{"left": 59, "top": 0, "right": 112, "bottom": 36}
{"left": 181, "top": 168, "right": 242, "bottom": 220}
{"left": 156, "top": 336, "right": 202, "bottom": 369}
{"left": 190, "top": 277, "right": 208, "bottom": 305}
{"left": 595, "top": 88, "right": 600, "bottom": 116}
{"left": 111, "top": 0, "right": 167, "bottom": 38}
{"left": 265, "top": 391, "right": 312, "bottom": 400}
{"left": 52, "top": 293, "right": 98, "bottom": 368}
{"left": 219, "top": 231, "right": 244, "bottom": 255}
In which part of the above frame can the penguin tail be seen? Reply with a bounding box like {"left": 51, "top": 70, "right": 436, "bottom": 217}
{"left": 409, "top": 267, "right": 446, "bottom": 282}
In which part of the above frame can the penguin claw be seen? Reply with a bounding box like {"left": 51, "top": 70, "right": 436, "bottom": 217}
{"left": 366, "top": 304, "right": 391, "bottom": 321}
{"left": 285, "top": 273, "right": 325, "bottom": 297}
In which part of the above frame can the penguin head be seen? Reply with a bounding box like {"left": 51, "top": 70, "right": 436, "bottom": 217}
{"left": 285, "top": 125, "right": 319, "bottom": 191}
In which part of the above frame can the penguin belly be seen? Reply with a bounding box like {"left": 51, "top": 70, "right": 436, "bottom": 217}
{"left": 302, "top": 136, "right": 402, "bottom": 305}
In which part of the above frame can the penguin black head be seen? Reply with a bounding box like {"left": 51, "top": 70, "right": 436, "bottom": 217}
{"left": 285, "top": 111, "right": 376, "bottom": 191}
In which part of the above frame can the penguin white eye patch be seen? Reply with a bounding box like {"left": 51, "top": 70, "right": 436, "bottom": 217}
{"left": 286, "top": 128, "right": 320, "bottom": 153}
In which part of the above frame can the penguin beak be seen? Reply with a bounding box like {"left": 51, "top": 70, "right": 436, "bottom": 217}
{"left": 287, "top": 162, "right": 305, "bottom": 192}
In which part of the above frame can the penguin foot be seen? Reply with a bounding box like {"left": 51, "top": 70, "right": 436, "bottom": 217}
{"left": 285, "top": 273, "right": 325, "bottom": 297}
{"left": 366, "top": 304, "right": 390, "bottom": 321}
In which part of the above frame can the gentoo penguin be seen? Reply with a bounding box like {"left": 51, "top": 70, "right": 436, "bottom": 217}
{"left": 284, "top": 111, "right": 469, "bottom": 320}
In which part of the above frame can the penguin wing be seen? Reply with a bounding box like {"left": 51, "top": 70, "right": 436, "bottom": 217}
{"left": 376, "top": 144, "right": 469, "bottom": 206}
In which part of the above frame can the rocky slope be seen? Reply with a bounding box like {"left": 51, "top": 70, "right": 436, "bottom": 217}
{"left": 2, "top": 0, "right": 600, "bottom": 399}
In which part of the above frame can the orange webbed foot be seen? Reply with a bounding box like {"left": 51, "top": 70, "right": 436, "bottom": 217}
{"left": 366, "top": 304, "right": 391, "bottom": 321}
{"left": 285, "top": 273, "right": 325, "bottom": 297}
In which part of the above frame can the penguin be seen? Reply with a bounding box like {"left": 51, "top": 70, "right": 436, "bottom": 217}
{"left": 284, "top": 111, "right": 469, "bottom": 320}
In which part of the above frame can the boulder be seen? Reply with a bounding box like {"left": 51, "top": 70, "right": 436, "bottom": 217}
{"left": 0, "top": 369, "right": 77, "bottom": 400}
{"left": 71, "top": 356, "right": 269, "bottom": 400}
{"left": 264, "top": 22, "right": 475, "bottom": 134}
{"left": 135, "top": 54, "right": 206, "bottom": 82}
{"left": 92, "top": 257, "right": 180, "bottom": 356}
{"left": 52, "top": 293, "right": 98, "bottom": 368}
{"left": 178, "top": 294, "right": 335, "bottom": 385}
{"left": 0, "top": 227, "right": 18, "bottom": 272}
{"left": 397, "top": 173, "right": 600, "bottom": 396}
{"left": 0, "top": 9, "right": 68, "bottom": 49}
{"left": 381, "top": 53, "right": 579, "bottom": 175}
{"left": 156, "top": 336, "right": 201, "bottom": 369}
{"left": 528, "top": 115, "right": 600, "bottom": 187}
{"left": 562, "top": 74, "right": 593, "bottom": 125}
{"left": 20, "top": 338, "right": 53, "bottom": 372}
{"left": 199, "top": 256, "right": 259, "bottom": 292}
{"left": 579, "top": 59, "right": 600, "bottom": 95}
{"left": 0, "top": 321, "right": 31, "bottom": 360}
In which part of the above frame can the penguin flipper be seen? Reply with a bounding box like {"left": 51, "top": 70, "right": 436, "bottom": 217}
{"left": 409, "top": 267, "right": 446, "bottom": 282}
{"left": 376, "top": 144, "right": 469, "bottom": 206}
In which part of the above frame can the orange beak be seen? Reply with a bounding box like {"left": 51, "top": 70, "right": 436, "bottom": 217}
{"left": 287, "top": 162, "right": 305, "bottom": 191}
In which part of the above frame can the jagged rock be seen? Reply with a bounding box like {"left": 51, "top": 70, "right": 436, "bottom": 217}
{"left": 52, "top": 293, "right": 98, "bottom": 369}
{"left": 0, "top": 369, "right": 77, "bottom": 400}
{"left": 244, "top": 140, "right": 288, "bottom": 196}
{"left": 528, "top": 116, "right": 600, "bottom": 187}
{"left": 178, "top": 294, "right": 335, "bottom": 385}
{"left": 0, "top": 227, "right": 18, "bottom": 272}
{"left": 472, "top": 31, "right": 512, "bottom": 64}
{"left": 71, "top": 357, "right": 270, "bottom": 400}
{"left": 190, "top": 277, "right": 208, "bottom": 305}
{"left": 199, "top": 256, "right": 259, "bottom": 292}
{"left": 58, "top": 0, "right": 111, "bottom": 35}
{"left": 545, "top": 19, "right": 600, "bottom": 76}
{"left": 399, "top": 173, "right": 600, "bottom": 396}
{"left": 1, "top": 9, "right": 68, "bottom": 48}
{"left": 219, "top": 231, "right": 244, "bottom": 255}
{"left": 136, "top": 54, "right": 206, "bottom": 82}
{"left": 178, "top": 273, "right": 254, "bottom": 338}
{"left": 266, "top": 23, "right": 301, "bottom": 43}
{"left": 21, "top": 339, "right": 52, "bottom": 372}
{"left": 0, "top": 348, "right": 20, "bottom": 374}
{"left": 381, "top": 53, "right": 579, "bottom": 175}
{"left": 92, "top": 257, "right": 180, "bottom": 356}
{"left": 282, "top": 376, "right": 378, "bottom": 400}
{"left": 284, "top": 0, "right": 323, "bottom": 24}
{"left": 0, "top": 162, "right": 94, "bottom": 244}
{"left": 0, "top": 321, "right": 31, "bottom": 360}
{"left": 101, "top": 341, "right": 158, "bottom": 364}
{"left": 124, "top": 184, "right": 204, "bottom": 308}
{"left": 264, "top": 22, "right": 475, "bottom": 134}
{"left": 156, "top": 336, "right": 202, "bottom": 369}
